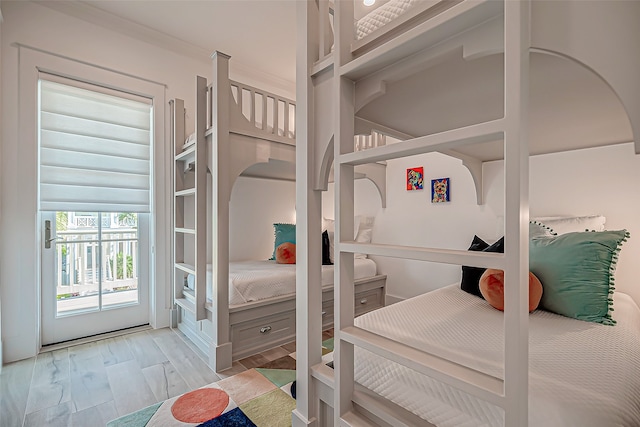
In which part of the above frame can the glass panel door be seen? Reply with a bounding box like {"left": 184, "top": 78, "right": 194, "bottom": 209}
{"left": 41, "top": 211, "right": 149, "bottom": 345}
{"left": 54, "top": 212, "right": 139, "bottom": 315}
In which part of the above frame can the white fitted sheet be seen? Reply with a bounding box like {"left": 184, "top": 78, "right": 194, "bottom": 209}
{"left": 356, "top": 0, "right": 420, "bottom": 40}
{"left": 354, "top": 284, "right": 640, "bottom": 426}
{"left": 187, "top": 258, "right": 377, "bottom": 305}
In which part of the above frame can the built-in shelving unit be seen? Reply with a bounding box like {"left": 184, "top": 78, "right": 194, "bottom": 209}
{"left": 171, "top": 77, "right": 208, "bottom": 322}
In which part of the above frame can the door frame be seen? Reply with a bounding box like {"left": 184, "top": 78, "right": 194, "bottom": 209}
{"left": 12, "top": 46, "right": 171, "bottom": 358}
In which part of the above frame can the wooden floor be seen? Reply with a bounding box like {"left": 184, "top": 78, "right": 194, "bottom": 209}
{"left": 0, "top": 327, "right": 308, "bottom": 427}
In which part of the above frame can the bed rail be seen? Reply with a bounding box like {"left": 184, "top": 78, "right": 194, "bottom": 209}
{"left": 205, "top": 81, "right": 296, "bottom": 146}
{"left": 314, "top": 0, "right": 462, "bottom": 70}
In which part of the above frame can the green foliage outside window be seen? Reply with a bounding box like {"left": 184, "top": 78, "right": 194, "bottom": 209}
{"left": 116, "top": 252, "right": 134, "bottom": 279}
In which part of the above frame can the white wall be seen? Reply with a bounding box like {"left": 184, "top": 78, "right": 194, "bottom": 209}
{"left": 485, "top": 143, "right": 640, "bottom": 305}
{"left": 0, "top": 1, "right": 294, "bottom": 363}
{"left": 326, "top": 144, "right": 640, "bottom": 306}
{"left": 325, "top": 153, "right": 499, "bottom": 301}
{"left": 229, "top": 177, "right": 296, "bottom": 262}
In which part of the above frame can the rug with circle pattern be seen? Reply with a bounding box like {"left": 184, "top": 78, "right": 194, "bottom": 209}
{"left": 106, "top": 338, "right": 334, "bottom": 427}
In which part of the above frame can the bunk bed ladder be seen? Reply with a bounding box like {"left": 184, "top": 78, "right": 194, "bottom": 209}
{"left": 326, "top": 0, "right": 530, "bottom": 426}
{"left": 171, "top": 77, "right": 207, "bottom": 322}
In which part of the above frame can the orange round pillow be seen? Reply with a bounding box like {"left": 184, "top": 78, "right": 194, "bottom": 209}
{"left": 275, "top": 242, "right": 296, "bottom": 264}
{"left": 479, "top": 269, "right": 543, "bottom": 312}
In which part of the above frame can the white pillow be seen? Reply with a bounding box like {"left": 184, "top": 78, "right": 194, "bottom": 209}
{"left": 533, "top": 215, "right": 606, "bottom": 235}
{"left": 325, "top": 216, "right": 375, "bottom": 262}
{"left": 355, "top": 216, "right": 375, "bottom": 259}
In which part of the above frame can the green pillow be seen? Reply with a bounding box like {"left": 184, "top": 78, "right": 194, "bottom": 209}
{"left": 270, "top": 223, "right": 296, "bottom": 260}
{"left": 529, "top": 229, "right": 629, "bottom": 325}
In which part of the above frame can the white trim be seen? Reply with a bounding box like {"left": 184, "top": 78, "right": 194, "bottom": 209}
{"left": 16, "top": 45, "right": 169, "bottom": 356}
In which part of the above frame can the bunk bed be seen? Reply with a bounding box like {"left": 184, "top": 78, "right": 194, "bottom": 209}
{"left": 170, "top": 53, "right": 388, "bottom": 371}
{"left": 295, "top": 1, "right": 640, "bottom": 426}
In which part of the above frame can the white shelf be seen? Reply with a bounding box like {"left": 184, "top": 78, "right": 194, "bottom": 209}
{"left": 175, "top": 297, "right": 196, "bottom": 315}
{"left": 175, "top": 263, "right": 195, "bottom": 275}
{"left": 339, "top": 118, "right": 504, "bottom": 166}
{"left": 175, "top": 145, "right": 196, "bottom": 161}
{"left": 175, "top": 188, "right": 196, "bottom": 197}
{"left": 175, "top": 227, "right": 196, "bottom": 235}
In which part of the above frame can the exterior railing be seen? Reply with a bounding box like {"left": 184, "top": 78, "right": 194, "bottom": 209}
{"left": 55, "top": 228, "right": 138, "bottom": 298}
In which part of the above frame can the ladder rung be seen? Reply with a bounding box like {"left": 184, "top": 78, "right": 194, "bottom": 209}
{"left": 340, "top": 326, "right": 505, "bottom": 407}
{"left": 175, "top": 227, "right": 196, "bottom": 235}
{"left": 340, "top": 242, "right": 505, "bottom": 269}
{"left": 175, "top": 263, "right": 195, "bottom": 275}
{"left": 339, "top": 119, "right": 504, "bottom": 166}
{"left": 183, "top": 287, "right": 195, "bottom": 303}
{"left": 175, "top": 145, "right": 196, "bottom": 161}
{"left": 175, "top": 297, "right": 196, "bottom": 314}
{"left": 175, "top": 188, "right": 196, "bottom": 197}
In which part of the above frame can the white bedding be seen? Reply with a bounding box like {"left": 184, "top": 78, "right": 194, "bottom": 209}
{"left": 187, "top": 258, "right": 377, "bottom": 306}
{"left": 354, "top": 285, "right": 640, "bottom": 426}
{"left": 356, "top": 0, "right": 420, "bottom": 40}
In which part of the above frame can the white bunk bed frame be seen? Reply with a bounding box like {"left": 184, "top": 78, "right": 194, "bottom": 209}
{"left": 170, "top": 53, "right": 388, "bottom": 372}
{"left": 295, "top": 1, "right": 640, "bottom": 426}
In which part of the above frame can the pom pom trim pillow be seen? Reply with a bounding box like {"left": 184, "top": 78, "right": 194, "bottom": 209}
{"left": 530, "top": 229, "right": 630, "bottom": 325}
{"left": 271, "top": 223, "right": 296, "bottom": 261}
{"left": 532, "top": 215, "right": 605, "bottom": 235}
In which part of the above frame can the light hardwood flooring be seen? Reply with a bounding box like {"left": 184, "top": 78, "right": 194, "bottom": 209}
{"left": 0, "top": 327, "right": 305, "bottom": 427}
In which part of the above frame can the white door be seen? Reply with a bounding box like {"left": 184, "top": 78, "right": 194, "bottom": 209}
{"left": 41, "top": 211, "right": 150, "bottom": 345}
{"left": 38, "top": 76, "right": 154, "bottom": 345}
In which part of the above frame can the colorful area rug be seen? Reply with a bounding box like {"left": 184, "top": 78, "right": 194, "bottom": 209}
{"left": 107, "top": 338, "right": 334, "bottom": 427}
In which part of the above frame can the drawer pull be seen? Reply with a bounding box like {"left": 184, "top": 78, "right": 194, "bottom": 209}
{"left": 360, "top": 298, "right": 368, "bottom": 305}
{"left": 322, "top": 311, "right": 327, "bottom": 316}
{"left": 260, "top": 326, "right": 272, "bottom": 334}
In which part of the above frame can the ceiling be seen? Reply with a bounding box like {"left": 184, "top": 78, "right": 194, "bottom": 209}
{"left": 38, "top": 0, "right": 299, "bottom": 84}
{"left": 36, "top": 0, "right": 392, "bottom": 86}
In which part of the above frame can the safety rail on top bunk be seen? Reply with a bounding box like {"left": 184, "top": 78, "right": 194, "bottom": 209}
{"left": 204, "top": 80, "right": 296, "bottom": 146}
{"left": 312, "top": 0, "right": 496, "bottom": 78}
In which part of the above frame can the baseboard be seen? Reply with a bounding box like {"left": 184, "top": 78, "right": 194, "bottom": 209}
{"left": 176, "top": 320, "right": 210, "bottom": 356}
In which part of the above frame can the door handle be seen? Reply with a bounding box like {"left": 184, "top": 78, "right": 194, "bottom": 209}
{"left": 44, "top": 220, "right": 61, "bottom": 249}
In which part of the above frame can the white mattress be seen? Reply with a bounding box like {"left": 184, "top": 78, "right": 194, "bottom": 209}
{"left": 356, "top": 0, "right": 420, "bottom": 40}
{"left": 187, "top": 258, "right": 377, "bottom": 306}
{"left": 354, "top": 285, "right": 640, "bottom": 426}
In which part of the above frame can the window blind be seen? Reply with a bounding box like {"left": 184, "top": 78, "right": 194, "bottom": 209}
{"left": 39, "top": 78, "right": 152, "bottom": 213}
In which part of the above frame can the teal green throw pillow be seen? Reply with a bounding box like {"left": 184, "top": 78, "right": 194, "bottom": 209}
{"left": 270, "top": 223, "right": 296, "bottom": 260}
{"left": 530, "top": 229, "right": 629, "bottom": 325}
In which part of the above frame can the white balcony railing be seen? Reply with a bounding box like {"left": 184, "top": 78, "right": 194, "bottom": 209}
{"left": 55, "top": 228, "right": 138, "bottom": 298}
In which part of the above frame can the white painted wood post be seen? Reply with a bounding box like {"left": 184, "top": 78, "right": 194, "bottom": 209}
{"left": 210, "top": 51, "right": 233, "bottom": 372}
{"left": 194, "top": 75, "right": 207, "bottom": 321}
{"left": 503, "top": 1, "right": 530, "bottom": 425}
{"left": 333, "top": 0, "right": 356, "bottom": 425}
{"left": 293, "top": 1, "right": 322, "bottom": 426}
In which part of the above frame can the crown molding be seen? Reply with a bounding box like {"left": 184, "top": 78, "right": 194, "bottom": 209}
{"left": 33, "top": 1, "right": 295, "bottom": 97}
{"left": 34, "top": 1, "right": 212, "bottom": 59}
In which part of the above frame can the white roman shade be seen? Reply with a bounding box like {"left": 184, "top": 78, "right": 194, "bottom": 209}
{"left": 39, "top": 77, "right": 152, "bottom": 212}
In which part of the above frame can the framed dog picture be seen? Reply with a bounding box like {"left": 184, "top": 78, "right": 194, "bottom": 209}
{"left": 431, "top": 178, "right": 450, "bottom": 203}
{"left": 406, "top": 167, "right": 424, "bottom": 190}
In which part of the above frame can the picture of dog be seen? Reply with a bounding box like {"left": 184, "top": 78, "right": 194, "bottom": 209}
{"left": 431, "top": 178, "right": 450, "bottom": 203}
